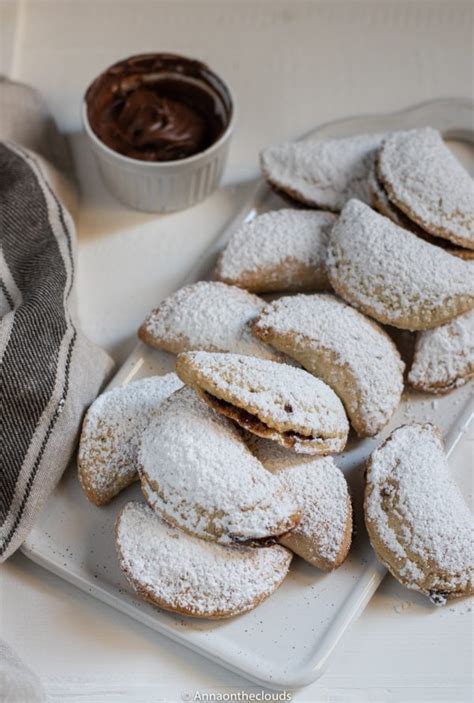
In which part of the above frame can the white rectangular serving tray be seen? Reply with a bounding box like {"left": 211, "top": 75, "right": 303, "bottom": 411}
{"left": 22, "top": 99, "right": 474, "bottom": 690}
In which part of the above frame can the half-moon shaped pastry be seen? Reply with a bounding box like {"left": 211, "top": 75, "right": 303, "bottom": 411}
{"left": 176, "top": 351, "right": 349, "bottom": 455}
{"left": 260, "top": 132, "right": 385, "bottom": 211}
{"left": 364, "top": 423, "right": 474, "bottom": 605}
{"left": 369, "top": 161, "right": 474, "bottom": 260}
{"left": 78, "top": 373, "right": 183, "bottom": 506}
{"left": 138, "top": 386, "right": 301, "bottom": 545}
{"left": 408, "top": 309, "right": 474, "bottom": 393}
{"left": 378, "top": 128, "right": 474, "bottom": 250}
{"left": 138, "top": 281, "right": 281, "bottom": 361}
{"left": 214, "top": 209, "right": 336, "bottom": 293}
{"left": 327, "top": 199, "right": 474, "bottom": 330}
{"left": 116, "top": 502, "right": 292, "bottom": 619}
{"left": 247, "top": 435, "right": 352, "bottom": 570}
{"left": 252, "top": 294, "right": 404, "bottom": 436}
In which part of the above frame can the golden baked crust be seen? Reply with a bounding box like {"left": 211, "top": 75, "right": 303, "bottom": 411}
{"left": 364, "top": 423, "right": 474, "bottom": 604}
{"left": 368, "top": 160, "right": 405, "bottom": 224}
{"left": 377, "top": 128, "right": 474, "bottom": 250}
{"left": 116, "top": 502, "right": 292, "bottom": 619}
{"left": 252, "top": 293, "right": 404, "bottom": 437}
{"left": 408, "top": 309, "right": 474, "bottom": 394}
{"left": 452, "top": 249, "right": 474, "bottom": 261}
{"left": 280, "top": 497, "right": 352, "bottom": 571}
{"left": 214, "top": 209, "right": 336, "bottom": 293}
{"left": 77, "top": 374, "right": 183, "bottom": 506}
{"left": 138, "top": 281, "right": 282, "bottom": 361}
{"left": 176, "top": 351, "right": 349, "bottom": 455}
{"left": 368, "top": 161, "right": 474, "bottom": 260}
{"left": 260, "top": 133, "right": 385, "bottom": 211}
{"left": 138, "top": 386, "right": 301, "bottom": 544}
{"left": 327, "top": 199, "right": 474, "bottom": 331}
{"left": 246, "top": 435, "right": 352, "bottom": 570}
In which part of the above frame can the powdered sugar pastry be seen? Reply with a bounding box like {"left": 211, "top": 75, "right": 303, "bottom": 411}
{"left": 408, "top": 309, "right": 474, "bottom": 393}
{"left": 176, "top": 351, "right": 349, "bottom": 455}
{"left": 247, "top": 435, "right": 352, "bottom": 570}
{"left": 260, "top": 132, "right": 386, "bottom": 211}
{"left": 78, "top": 374, "right": 183, "bottom": 505}
{"left": 116, "top": 502, "right": 292, "bottom": 619}
{"left": 365, "top": 423, "right": 474, "bottom": 604}
{"left": 378, "top": 128, "right": 474, "bottom": 250}
{"left": 252, "top": 293, "right": 404, "bottom": 436}
{"left": 138, "top": 386, "right": 300, "bottom": 544}
{"left": 215, "top": 209, "right": 336, "bottom": 293}
{"left": 138, "top": 281, "right": 281, "bottom": 360}
{"left": 327, "top": 199, "right": 474, "bottom": 330}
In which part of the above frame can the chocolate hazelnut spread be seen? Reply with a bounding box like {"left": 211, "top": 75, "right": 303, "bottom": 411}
{"left": 85, "top": 54, "right": 232, "bottom": 162}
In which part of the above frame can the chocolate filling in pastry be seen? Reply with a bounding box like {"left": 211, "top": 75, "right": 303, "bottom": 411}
{"left": 200, "top": 391, "right": 320, "bottom": 445}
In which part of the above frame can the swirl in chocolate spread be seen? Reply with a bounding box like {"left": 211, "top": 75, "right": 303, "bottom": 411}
{"left": 85, "top": 54, "right": 232, "bottom": 162}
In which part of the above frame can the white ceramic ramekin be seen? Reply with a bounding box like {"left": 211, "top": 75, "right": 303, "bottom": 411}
{"left": 82, "top": 68, "right": 235, "bottom": 213}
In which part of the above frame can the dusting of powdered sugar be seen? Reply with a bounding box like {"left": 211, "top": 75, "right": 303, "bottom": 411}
{"left": 260, "top": 132, "right": 386, "bottom": 211}
{"left": 247, "top": 435, "right": 351, "bottom": 565}
{"left": 215, "top": 209, "right": 336, "bottom": 290}
{"left": 368, "top": 160, "right": 405, "bottom": 225}
{"left": 327, "top": 199, "right": 474, "bottom": 330}
{"left": 78, "top": 374, "right": 183, "bottom": 498}
{"left": 408, "top": 308, "right": 474, "bottom": 392}
{"left": 378, "top": 128, "right": 474, "bottom": 247}
{"left": 253, "top": 294, "right": 404, "bottom": 436}
{"left": 116, "top": 502, "right": 292, "bottom": 617}
{"left": 138, "top": 386, "right": 299, "bottom": 544}
{"left": 179, "top": 351, "right": 349, "bottom": 442}
{"left": 139, "top": 281, "right": 281, "bottom": 360}
{"left": 365, "top": 423, "right": 474, "bottom": 599}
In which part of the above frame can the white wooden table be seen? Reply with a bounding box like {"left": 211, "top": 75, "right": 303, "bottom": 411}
{"left": 1, "top": 2, "right": 473, "bottom": 701}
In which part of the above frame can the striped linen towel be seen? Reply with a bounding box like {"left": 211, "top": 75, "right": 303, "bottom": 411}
{"left": 0, "top": 78, "right": 114, "bottom": 561}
